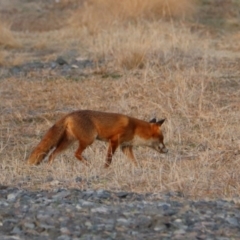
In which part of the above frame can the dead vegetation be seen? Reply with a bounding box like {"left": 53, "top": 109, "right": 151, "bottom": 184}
{"left": 69, "top": 0, "right": 196, "bottom": 32}
{"left": 0, "top": 0, "right": 240, "bottom": 200}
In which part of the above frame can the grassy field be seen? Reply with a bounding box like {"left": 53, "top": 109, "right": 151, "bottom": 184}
{"left": 0, "top": 0, "right": 240, "bottom": 200}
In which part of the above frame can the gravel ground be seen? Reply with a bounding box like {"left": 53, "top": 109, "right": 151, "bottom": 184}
{"left": 0, "top": 57, "right": 96, "bottom": 80}
{"left": 0, "top": 186, "right": 240, "bottom": 240}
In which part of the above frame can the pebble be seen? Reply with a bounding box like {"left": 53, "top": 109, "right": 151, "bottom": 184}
{"left": 91, "top": 206, "right": 109, "bottom": 213}
{"left": 56, "top": 57, "right": 68, "bottom": 65}
{"left": 0, "top": 188, "right": 239, "bottom": 239}
{"left": 52, "top": 190, "right": 71, "bottom": 199}
{"left": 7, "top": 193, "right": 18, "bottom": 202}
{"left": 226, "top": 216, "right": 239, "bottom": 226}
{"left": 23, "top": 222, "right": 35, "bottom": 229}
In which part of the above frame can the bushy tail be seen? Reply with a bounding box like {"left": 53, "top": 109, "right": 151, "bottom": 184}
{"left": 27, "top": 119, "right": 65, "bottom": 165}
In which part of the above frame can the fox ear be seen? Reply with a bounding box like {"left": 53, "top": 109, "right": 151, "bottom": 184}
{"left": 157, "top": 119, "right": 165, "bottom": 126}
{"left": 149, "top": 118, "right": 157, "bottom": 123}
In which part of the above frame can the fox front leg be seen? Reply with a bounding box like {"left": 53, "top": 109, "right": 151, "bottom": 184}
{"left": 105, "top": 140, "right": 119, "bottom": 168}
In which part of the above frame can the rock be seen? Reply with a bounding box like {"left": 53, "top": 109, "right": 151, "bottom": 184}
{"left": 174, "top": 229, "right": 186, "bottom": 235}
{"left": 56, "top": 57, "right": 68, "bottom": 65}
{"left": 0, "top": 185, "right": 8, "bottom": 190}
{"left": 226, "top": 216, "right": 239, "bottom": 226}
{"left": 91, "top": 206, "right": 109, "bottom": 214}
{"left": 50, "top": 180, "right": 61, "bottom": 186}
{"left": 24, "top": 222, "right": 35, "bottom": 229}
{"left": 75, "top": 177, "right": 82, "bottom": 182}
{"left": 51, "top": 62, "right": 58, "bottom": 69}
{"left": 46, "top": 176, "right": 54, "bottom": 182}
{"left": 95, "top": 189, "right": 111, "bottom": 199}
{"left": 158, "top": 202, "right": 171, "bottom": 211}
{"left": 79, "top": 199, "right": 95, "bottom": 207}
{"left": 9, "top": 66, "right": 22, "bottom": 75}
{"left": 11, "top": 226, "right": 21, "bottom": 234}
{"left": 85, "top": 221, "right": 92, "bottom": 228}
{"left": 7, "top": 193, "right": 18, "bottom": 202}
{"left": 57, "top": 235, "right": 71, "bottom": 240}
{"left": 2, "top": 219, "right": 16, "bottom": 232}
{"left": 116, "top": 218, "right": 131, "bottom": 226}
{"left": 83, "top": 190, "right": 94, "bottom": 198}
{"left": 60, "top": 227, "right": 70, "bottom": 235}
{"left": 71, "top": 64, "right": 78, "bottom": 69}
{"left": 0, "top": 201, "right": 9, "bottom": 207}
{"left": 26, "top": 61, "right": 44, "bottom": 69}
{"left": 76, "top": 204, "right": 82, "bottom": 210}
{"left": 116, "top": 192, "right": 128, "bottom": 198}
{"left": 135, "top": 215, "right": 152, "bottom": 228}
{"left": 52, "top": 190, "right": 71, "bottom": 199}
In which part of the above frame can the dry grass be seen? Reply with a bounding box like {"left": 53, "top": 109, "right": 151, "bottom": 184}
{"left": 0, "top": 70, "right": 239, "bottom": 199}
{"left": 0, "top": 22, "right": 21, "bottom": 66}
{"left": 0, "top": 22, "right": 21, "bottom": 49}
{"left": 70, "top": 0, "right": 196, "bottom": 33}
{"left": 0, "top": 0, "right": 240, "bottom": 200}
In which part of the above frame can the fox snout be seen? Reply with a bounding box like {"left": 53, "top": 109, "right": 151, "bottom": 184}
{"left": 156, "top": 143, "right": 168, "bottom": 154}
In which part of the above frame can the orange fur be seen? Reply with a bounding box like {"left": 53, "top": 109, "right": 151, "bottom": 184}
{"left": 27, "top": 110, "right": 168, "bottom": 168}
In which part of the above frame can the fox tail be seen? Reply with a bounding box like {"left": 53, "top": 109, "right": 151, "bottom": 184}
{"left": 27, "top": 119, "right": 65, "bottom": 165}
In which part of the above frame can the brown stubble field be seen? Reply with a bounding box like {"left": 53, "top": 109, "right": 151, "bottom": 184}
{"left": 0, "top": 0, "right": 240, "bottom": 200}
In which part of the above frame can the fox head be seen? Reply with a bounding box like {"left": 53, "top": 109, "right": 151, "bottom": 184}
{"left": 149, "top": 118, "right": 168, "bottom": 154}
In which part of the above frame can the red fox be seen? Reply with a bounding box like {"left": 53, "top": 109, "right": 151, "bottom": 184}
{"left": 27, "top": 110, "right": 168, "bottom": 168}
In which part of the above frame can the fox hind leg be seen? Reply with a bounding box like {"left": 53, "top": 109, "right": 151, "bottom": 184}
{"left": 75, "top": 140, "right": 93, "bottom": 166}
{"left": 121, "top": 146, "right": 138, "bottom": 166}
{"left": 48, "top": 136, "right": 73, "bottom": 164}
